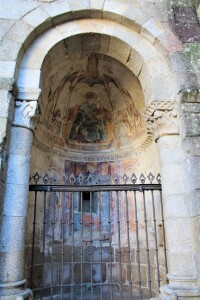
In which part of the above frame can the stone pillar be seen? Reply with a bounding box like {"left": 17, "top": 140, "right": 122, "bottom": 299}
{"left": 0, "top": 99, "right": 38, "bottom": 300}
{"left": 145, "top": 102, "right": 200, "bottom": 299}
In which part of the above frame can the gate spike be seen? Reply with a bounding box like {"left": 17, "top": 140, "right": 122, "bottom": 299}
{"left": 69, "top": 173, "right": 76, "bottom": 185}
{"left": 122, "top": 173, "right": 129, "bottom": 184}
{"left": 156, "top": 173, "right": 161, "bottom": 184}
{"left": 147, "top": 172, "right": 155, "bottom": 184}
{"left": 139, "top": 173, "right": 146, "bottom": 184}
{"left": 33, "top": 172, "right": 41, "bottom": 184}
{"left": 131, "top": 173, "right": 137, "bottom": 184}
{"left": 43, "top": 173, "right": 49, "bottom": 185}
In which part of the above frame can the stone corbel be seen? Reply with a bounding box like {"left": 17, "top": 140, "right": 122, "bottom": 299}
{"left": 13, "top": 100, "right": 39, "bottom": 131}
{"left": 144, "top": 101, "right": 179, "bottom": 142}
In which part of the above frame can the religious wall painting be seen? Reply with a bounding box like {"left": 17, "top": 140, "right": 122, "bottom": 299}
{"left": 35, "top": 53, "right": 148, "bottom": 158}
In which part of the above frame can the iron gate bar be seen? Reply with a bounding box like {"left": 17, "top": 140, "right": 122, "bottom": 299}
{"left": 80, "top": 192, "right": 84, "bottom": 300}
{"left": 51, "top": 192, "right": 56, "bottom": 300}
{"left": 125, "top": 191, "right": 133, "bottom": 300}
{"left": 160, "top": 191, "right": 168, "bottom": 276}
{"left": 133, "top": 190, "right": 142, "bottom": 300}
{"left": 30, "top": 190, "right": 37, "bottom": 290}
{"left": 99, "top": 192, "right": 103, "bottom": 300}
{"left": 90, "top": 191, "right": 93, "bottom": 300}
{"left": 116, "top": 191, "right": 123, "bottom": 300}
{"left": 29, "top": 184, "right": 162, "bottom": 192}
{"left": 142, "top": 190, "right": 152, "bottom": 297}
{"left": 151, "top": 190, "right": 161, "bottom": 289}
{"left": 28, "top": 182, "right": 167, "bottom": 300}
{"left": 108, "top": 192, "right": 113, "bottom": 300}
{"left": 41, "top": 191, "right": 47, "bottom": 300}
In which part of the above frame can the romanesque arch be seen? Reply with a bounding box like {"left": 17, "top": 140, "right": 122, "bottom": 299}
{"left": 0, "top": 2, "right": 199, "bottom": 300}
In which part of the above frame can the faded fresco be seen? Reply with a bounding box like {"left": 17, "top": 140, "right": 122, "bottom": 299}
{"left": 35, "top": 53, "right": 148, "bottom": 160}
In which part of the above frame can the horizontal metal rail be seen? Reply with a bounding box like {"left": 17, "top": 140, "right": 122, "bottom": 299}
{"left": 29, "top": 184, "right": 161, "bottom": 192}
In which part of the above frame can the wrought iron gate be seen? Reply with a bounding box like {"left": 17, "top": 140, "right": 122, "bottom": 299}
{"left": 28, "top": 173, "right": 168, "bottom": 300}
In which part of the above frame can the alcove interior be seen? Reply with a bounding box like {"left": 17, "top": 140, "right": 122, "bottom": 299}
{"left": 25, "top": 34, "right": 164, "bottom": 299}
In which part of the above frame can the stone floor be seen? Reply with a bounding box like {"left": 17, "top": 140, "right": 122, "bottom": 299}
{"left": 40, "top": 290, "right": 147, "bottom": 300}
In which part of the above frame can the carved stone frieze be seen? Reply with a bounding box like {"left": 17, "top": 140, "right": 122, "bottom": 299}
{"left": 13, "top": 100, "right": 38, "bottom": 130}
{"left": 144, "top": 101, "right": 179, "bottom": 141}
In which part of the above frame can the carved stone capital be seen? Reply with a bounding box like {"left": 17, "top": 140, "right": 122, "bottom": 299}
{"left": 144, "top": 101, "right": 179, "bottom": 141}
{"left": 13, "top": 100, "right": 38, "bottom": 130}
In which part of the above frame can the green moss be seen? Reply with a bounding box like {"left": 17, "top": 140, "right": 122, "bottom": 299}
{"left": 183, "top": 43, "right": 200, "bottom": 72}
{"left": 171, "top": 0, "right": 195, "bottom": 7}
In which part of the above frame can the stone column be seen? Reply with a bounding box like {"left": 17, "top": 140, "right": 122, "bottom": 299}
{"left": 145, "top": 102, "right": 200, "bottom": 300}
{"left": 0, "top": 99, "right": 38, "bottom": 300}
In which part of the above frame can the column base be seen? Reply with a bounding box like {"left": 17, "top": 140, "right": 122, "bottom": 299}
{"left": 0, "top": 280, "right": 32, "bottom": 300}
{"left": 159, "top": 284, "right": 200, "bottom": 300}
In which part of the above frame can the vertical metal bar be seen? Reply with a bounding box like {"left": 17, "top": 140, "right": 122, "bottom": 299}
{"left": 151, "top": 190, "right": 160, "bottom": 289}
{"left": 61, "top": 192, "right": 65, "bottom": 300}
{"left": 125, "top": 191, "right": 133, "bottom": 300}
{"left": 116, "top": 191, "right": 123, "bottom": 300}
{"left": 90, "top": 191, "right": 93, "bottom": 300}
{"left": 80, "top": 192, "right": 83, "bottom": 300}
{"left": 134, "top": 191, "right": 142, "bottom": 300}
{"left": 159, "top": 190, "right": 168, "bottom": 277}
{"left": 108, "top": 191, "right": 113, "bottom": 300}
{"left": 30, "top": 191, "right": 37, "bottom": 289}
{"left": 41, "top": 191, "right": 47, "bottom": 300}
{"left": 71, "top": 192, "right": 74, "bottom": 300}
{"left": 142, "top": 190, "right": 152, "bottom": 297}
{"left": 51, "top": 192, "right": 56, "bottom": 300}
{"left": 99, "top": 192, "right": 103, "bottom": 300}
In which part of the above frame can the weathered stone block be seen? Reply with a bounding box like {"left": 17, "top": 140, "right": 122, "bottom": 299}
{"left": 84, "top": 246, "right": 114, "bottom": 262}
{"left": 190, "top": 216, "right": 200, "bottom": 254}
{"left": 0, "top": 0, "right": 38, "bottom": 20}
{"left": 141, "top": 18, "right": 165, "bottom": 44}
{"left": 81, "top": 34, "right": 101, "bottom": 53}
{"left": 131, "top": 264, "right": 147, "bottom": 287}
{"left": 0, "top": 251, "right": 24, "bottom": 282}
{"left": 0, "top": 19, "right": 15, "bottom": 40}
{"left": 9, "top": 126, "right": 33, "bottom": 156}
{"left": 183, "top": 112, "right": 200, "bottom": 136}
{"left": 122, "top": 6, "right": 149, "bottom": 33}
{"left": 59, "top": 263, "right": 72, "bottom": 284}
{"left": 0, "top": 117, "right": 8, "bottom": 144}
{"left": 115, "top": 247, "right": 135, "bottom": 263}
{"left": 103, "top": 0, "right": 129, "bottom": 23}
{"left": 74, "top": 263, "right": 106, "bottom": 283}
{"left": 137, "top": 249, "right": 155, "bottom": 265}
{"left": 25, "top": 245, "right": 42, "bottom": 266}
{"left": 185, "top": 189, "right": 200, "bottom": 218}
{"left": 30, "top": 263, "right": 59, "bottom": 288}
{"left": 0, "top": 61, "right": 16, "bottom": 79}
{"left": 181, "top": 91, "right": 200, "bottom": 103}
{"left": 22, "top": 7, "right": 50, "bottom": 28}
{"left": 107, "top": 263, "right": 126, "bottom": 283}
{"left": 0, "top": 90, "right": 14, "bottom": 121}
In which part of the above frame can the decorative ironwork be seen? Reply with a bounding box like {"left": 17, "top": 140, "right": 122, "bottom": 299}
{"left": 43, "top": 173, "right": 49, "bottom": 185}
{"left": 139, "top": 173, "right": 146, "bottom": 184}
{"left": 130, "top": 173, "right": 137, "bottom": 184}
{"left": 147, "top": 172, "right": 155, "bottom": 184}
{"left": 28, "top": 181, "right": 167, "bottom": 300}
{"left": 122, "top": 173, "right": 129, "bottom": 184}
{"left": 157, "top": 173, "right": 161, "bottom": 184}
{"left": 33, "top": 172, "right": 41, "bottom": 184}
{"left": 30, "top": 172, "right": 162, "bottom": 185}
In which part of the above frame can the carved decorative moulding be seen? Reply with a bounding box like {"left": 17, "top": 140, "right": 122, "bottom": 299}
{"left": 13, "top": 100, "right": 38, "bottom": 130}
{"left": 144, "top": 101, "right": 179, "bottom": 141}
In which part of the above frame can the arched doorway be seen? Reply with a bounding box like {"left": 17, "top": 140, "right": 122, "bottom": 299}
{"left": 26, "top": 47, "right": 167, "bottom": 299}
{"left": 2, "top": 11, "right": 198, "bottom": 300}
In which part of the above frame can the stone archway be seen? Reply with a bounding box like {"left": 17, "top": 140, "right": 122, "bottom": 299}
{"left": 0, "top": 10, "right": 199, "bottom": 300}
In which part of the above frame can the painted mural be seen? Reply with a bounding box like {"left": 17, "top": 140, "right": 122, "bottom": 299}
{"left": 34, "top": 53, "right": 149, "bottom": 160}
